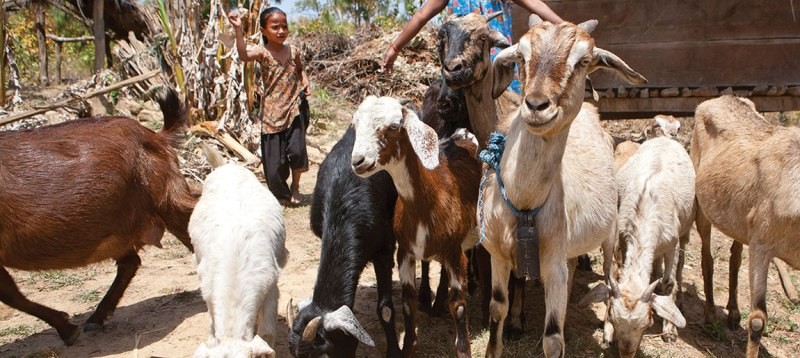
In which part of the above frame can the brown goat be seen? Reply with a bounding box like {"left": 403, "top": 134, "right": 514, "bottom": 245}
{"left": 0, "top": 88, "right": 194, "bottom": 345}
{"left": 692, "top": 95, "right": 800, "bottom": 358}
{"left": 350, "top": 96, "right": 481, "bottom": 357}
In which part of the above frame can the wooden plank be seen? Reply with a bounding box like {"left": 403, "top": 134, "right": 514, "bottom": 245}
{"left": 596, "top": 96, "right": 800, "bottom": 118}
{"left": 513, "top": 1, "right": 800, "bottom": 44}
{"left": 588, "top": 39, "right": 800, "bottom": 88}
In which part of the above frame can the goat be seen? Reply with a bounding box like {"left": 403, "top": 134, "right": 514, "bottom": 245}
{"left": 643, "top": 114, "right": 681, "bottom": 139}
{"left": 190, "top": 163, "right": 287, "bottom": 358}
{"left": 0, "top": 88, "right": 194, "bottom": 345}
{"left": 692, "top": 95, "right": 800, "bottom": 358}
{"left": 481, "top": 18, "right": 647, "bottom": 357}
{"left": 350, "top": 96, "right": 481, "bottom": 357}
{"left": 581, "top": 137, "right": 693, "bottom": 357}
{"left": 287, "top": 126, "right": 393, "bottom": 357}
{"left": 614, "top": 141, "right": 641, "bottom": 172}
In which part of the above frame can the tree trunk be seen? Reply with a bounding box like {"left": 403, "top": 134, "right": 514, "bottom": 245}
{"left": 35, "top": 4, "right": 48, "bottom": 85}
{"left": 1, "top": 5, "right": 6, "bottom": 106}
{"left": 93, "top": 0, "right": 105, "bottom": 73}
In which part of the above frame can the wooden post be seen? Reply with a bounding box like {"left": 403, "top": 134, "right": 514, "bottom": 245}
{"left": 54, "top": 41, "right": 62, "bottom": 84}
{"left": 35, "top": 3, "right": 48, "bottom": 85}
{"left": 93, "top": 0, "right": 105, "bottom": 73}
{"left": 0, "top": 6, "right": 6, "bottom": 107}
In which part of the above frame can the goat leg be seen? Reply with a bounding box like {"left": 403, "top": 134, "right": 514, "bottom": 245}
{"left": 0, "top": 267, "right": 81, "bottom": 345}
{"left": 432, "top": 265, "right": 450, "bottom": 316}
{"left": 504, "top": 273, "right": 526, "bottom": 342}
{"left": 84, "top": 250, "right": 141, "bottom": 331}
{"left": 476, "top": 244, "right": 493, "bottom": 327}
{"left": 486, "top": 256, "right": 512, "bottom": 358}
{"left": 374, "top": 253, "right": 402, "bottom": 357}
{"left": 447, "top": 253, "right": 471, "bottom": 358}
{"left": 696, "top": 206, "right": 717, "bottom": 325}
{"left": 746, "top": 245, "right": 771, "bottom": 358}
{"left": 418, "top": 261, "right": 434, "bottom": 315}
{"left": 397, "top": 251, "right": 418, "bottom": 357}
{"left": 727, "top": 241, "right": 743, "bottom": 330}
{"left": 773, "top": 258, "right": 799, "bottom": 304}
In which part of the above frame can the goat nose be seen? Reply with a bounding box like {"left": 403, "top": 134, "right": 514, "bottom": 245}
{"left": 525, "top": 97, "right": 551, "bottom": 113}
{"left": 444, "top": 61, "right": 463, "bottom": 73}
{"left": 351, "top": 154, "right": 365, "bottom": 168}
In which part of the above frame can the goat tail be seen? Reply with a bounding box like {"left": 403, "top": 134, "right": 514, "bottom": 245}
{"left": 199, "top": 142, "right": 227, "bottom": 169}
{"left": 156, "top": 86, "right": 187, "bottom": 140}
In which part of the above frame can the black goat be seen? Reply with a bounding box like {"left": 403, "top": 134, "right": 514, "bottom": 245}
{"left": 287, "top": 127, "right": 400, "bottom": 357}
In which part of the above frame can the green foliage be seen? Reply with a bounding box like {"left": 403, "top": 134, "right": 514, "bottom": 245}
{"left": 73, "top": 289, "right": 101, "bottom": 303}
{"left": 0, "top": 324, "right": 35, "bottom": 337}
{"left": 8, "top": 7, "right": 94, "bottom": 85}
{"left": 702, "top": 320, "right": 728, "bottom": 341}
{"left": 26, "top": 270, "right": 85, "bottom": 289}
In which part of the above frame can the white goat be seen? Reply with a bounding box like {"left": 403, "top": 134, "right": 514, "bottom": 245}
{"left": 693, "top": 95, "right": 800, "bottom": 358}
{"left": 350, "top": 96, "right": 482, "bottom": 357}
{"left": 190, "top": 163, "right": 288, "bottom": 358}
{"left": 581, "top": 137, "right": 693, "bottom": 357}
{"left": 482, "top": 18, "right": 647, "bottom": 357}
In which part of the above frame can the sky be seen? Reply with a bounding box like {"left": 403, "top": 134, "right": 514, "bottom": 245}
{"left": 275, "top": 0, "right": 408, "bottom": 22}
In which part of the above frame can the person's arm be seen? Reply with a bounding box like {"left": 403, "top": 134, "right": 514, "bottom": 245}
{"left": 228, "top": 10, "right": 265, "bottom": 62}
{"left": 512, "top": 0, "right": 564, "bottom": 24}
{"left": 294, "top": 49, "right": 310, "bottom": 95}
{"left": 381, "top": 0, "right": 448, "bottom": 73}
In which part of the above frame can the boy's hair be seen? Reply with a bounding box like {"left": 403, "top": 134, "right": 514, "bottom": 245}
{"left": 259, "top": 7, "right": 286, "bottom": 45}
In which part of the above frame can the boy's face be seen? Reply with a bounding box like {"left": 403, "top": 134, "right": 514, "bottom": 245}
{"left": 262, "top": 13, "right": 288, "bottom": 45}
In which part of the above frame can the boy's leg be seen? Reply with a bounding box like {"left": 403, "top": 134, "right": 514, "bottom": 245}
{"left": 261, "top": 132, "right": 292, "bottom": 204}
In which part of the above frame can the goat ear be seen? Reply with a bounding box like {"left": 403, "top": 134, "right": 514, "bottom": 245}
{"left": 590, "top": 47, "right": 648, "bottom": 85}
{"left": 489, "top": 29, "right": 511, "bottom": 49}
{"left": 652, "top": 295, "right": 687, "bottom": 328}
{"left": 402, "top": 108, "right": 440, "bottom": 170}
{"left": 249, "top": 336, "right": 275, "bottom": 357}
{"left": 492, "top": 44, "right": 521, "bottom": 99}
{"left": 579, "top": 282, "right": 611, "bottom": 307}
{"left": 323, "top": 306, "right": 376, "bottom": 347}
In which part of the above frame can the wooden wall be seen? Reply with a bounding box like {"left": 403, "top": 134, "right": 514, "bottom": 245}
{"left": 510, "top": 0, "right": 800, "bottom": 114}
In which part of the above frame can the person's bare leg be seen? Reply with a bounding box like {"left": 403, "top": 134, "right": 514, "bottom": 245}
{"left": 290, "top": 170, "right": 302, "bottom": 204}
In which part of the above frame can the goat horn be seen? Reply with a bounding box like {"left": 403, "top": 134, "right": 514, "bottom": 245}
{"left": 287, "top": 298, "right": 295, "bottom": 330}
{"left": 640, "top": 280, "right": 660, "bottom": 303}
{"left": 578, "top": 19, "right": 599, "bottom": 34}
{"left": 302, "top": 316, "right": 322, "bottom": 343}
{"left": 609, "top": 277, "right": 621, "bottom": 299}
{"left": 483, "top": 11, "right": 503, "bottom": 23}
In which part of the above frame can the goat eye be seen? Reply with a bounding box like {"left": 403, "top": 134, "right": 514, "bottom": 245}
{"left": 580, "top": 57, "right": 592, "bottom": 66}
{"left": 479, "top": 34, "right": 488, "bottom": 42}
{"left": 389, "top": 123, "right": 400, "bottom": 131}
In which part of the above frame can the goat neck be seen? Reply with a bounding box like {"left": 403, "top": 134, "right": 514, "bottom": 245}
{"left": 462, "top": 64, "right": 500, "bottom": 147}
{"left": 497, "top": 116, "right": 571, "bottom": 210}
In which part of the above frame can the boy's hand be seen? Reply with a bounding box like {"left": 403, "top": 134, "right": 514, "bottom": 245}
{"left": 228, "top": 10, "right": 242, "bottom": 29}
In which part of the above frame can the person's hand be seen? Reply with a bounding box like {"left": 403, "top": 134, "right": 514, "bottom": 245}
{"left": 228, "top": 9, "right": 242, "bottom": 29}
{"left": 381, "top": 46, "right": 399, "bottom": 74}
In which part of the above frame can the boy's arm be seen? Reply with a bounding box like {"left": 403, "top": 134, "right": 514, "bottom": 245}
{"left": 229, "top": 11, "right": 264, "bottom": 62}
{"left": 512, "top": 0, "right": 564, "bottom": 24}
{"left": 381, "top": 0, "right": 448, "bottom": 73}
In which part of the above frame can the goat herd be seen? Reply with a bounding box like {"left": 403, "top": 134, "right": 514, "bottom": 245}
{"left": 1, "top": 13, "right": 798, "bottom": 358}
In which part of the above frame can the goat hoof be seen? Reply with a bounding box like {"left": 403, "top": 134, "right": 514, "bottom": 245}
{"left": 83, "top": 322, "right": 103, "bottom": 332}
{"left": 59, "top": 324, "right": 81, "bottom": 346}
{"left": 662, "top": 333, "right": 677, "bottom": 343}
{"left": 727, "top": 312, "right": 741, "bottom": 331}
{"left": 504, "top": 326, "right": 524, "bottom": 342}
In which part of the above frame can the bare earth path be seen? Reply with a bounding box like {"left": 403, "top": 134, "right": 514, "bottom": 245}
{"left": 2, "top": 123, "right": 800, "bottom": 357}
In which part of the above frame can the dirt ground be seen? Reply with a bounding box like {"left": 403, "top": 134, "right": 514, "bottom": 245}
{"left": 2, "top": 115, "right": 800, "bottom": 358}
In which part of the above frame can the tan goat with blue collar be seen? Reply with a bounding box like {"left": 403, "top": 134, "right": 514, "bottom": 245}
{"left": 480, "top": 18, "right": 647, "bottom": 357}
